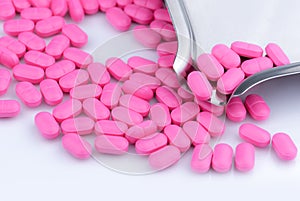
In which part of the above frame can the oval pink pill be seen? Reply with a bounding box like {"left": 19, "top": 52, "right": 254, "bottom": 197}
{"left": 134, "top": 0, "right": 163, "bottom": 10}
{"left": 158, "top": 54, "right": 176, "bottom": 68}
{"left": 197, "top": 111, "right": 225, "bottom": 137}
{"left": 94, "top": 120, "right": 128, "bottom": 136}
{"left": 35, "top": 112, "right": 60, "bottom": 139}
{"left": 80, "top": 0, "right": 98, "bottom": 14}
{"left": 135, "top": 133, "right": 168, "bottom": 155}
{"left": 226, "top": 97, "right": 246, "bottom": 122}
{"left": 128, "top": 56, "right": 158, "bottom": 75}
{"left": 187, "top": 71, "right": 212, "bottom": 101}
{"left": 62, "top": 133, "right": 92, "bottom": 159}
{"left": 265, "top": 43, "right": 290, "bottom": 66}
{"left": 212, "top": 44, "right": 241, "bottom": 69}
{"left": 116, "top": 0, "right": 132, "bottom": 8}
{"left": 51, "top": 0, "right": 68, "bottom": 16}
{"left": 156, "top": 41, "right": 177, "bottom": 56}
{"left": 12, "top": 0, "right": 31, "bottom": 12}
{"left": 29, "top": 0, "right": 51, "bottom": 8}
{"left": 241, "top": 57, "right": 273, "bottom": 76}
{"left": 149, "top": 145, "right": 181, "bottom": 170}
{"left": 82, "top": 98, "right": 110, "bottom": 121}
{"left": 3, "top": 19, "right": 34, "bottom": 36}
{"left": 154, "top": 8, "right": 171, "bottom": 23}
{"left": 231, "top": 41, "right": 263, "bottom": 58}
{"left": 15, "top": 82, "right": 42, "bottom": 108}
{"left": 35, "top": 16, "right": 65, "bottom": 38}
{"left": 24, "top": 50, "right": 55, "bottom": 69}
{"left": 52, "top": 99, "right": 82, "bottom": 123}
{"left": 106, "top": 7, "right": 131, "bottom": 31}
{"left": 239, "top": 123, "right": 271, "bottom": 148}
{"left": 111, "top": 106, "right": 143, "bottom": 126}
{"left": 197, "top": 53, "right": 224, "bottom": 81}
{"left": 125, "top": 120, "right": 157, "bottom": 143}
{"left": 235, "top": 143, "right": 255, "bottom": 172}
{"left": 133, "top": 25, "right": 162, "bottom": 48}
{"left": 0, "top": 36, "right": 26, "bottom": 58}
{"left": 63, "top": 47, "right": 93, "bottom": 68}
{"left": 99, "top": 0, "right": 117, "bottom": 12}
{"left": 171, "top": 102, "right": 200, "bottom": 125}
{"left": 59, "top": 69, "right": 89, "bottom": 92}
{"left": 122, "top": 80, "right": 154, "bottom": 101}
{"left": 217, "top": 68, "right": 245, "bottom": 95}
{"left": 21, "top": 7, "right": 52, "bottom": 22}
{"left": 156, "top": 86, "right": 182, "bottom": 110}
{"left": 95, "top": 135, "right": 129, "bottom": 155}
{"left": 182, "top": 121, "right": 210, "bottom": 146}
{"left": 155, "top": 68, "right": 180, "bottom": 89}
{"left": 124, "top": 4, "right": 153, "bottom": 25}
{"left": 150, "top": 20, "right": 176, "bottom": 41}
{"left": 18, "top": 32, "right": 46, "bottom": 51}
{"left": 245, "top": 94, "right": 270, "bottom": 121}
{"left": 0, "top": 100, "right": 21, "bottom": 118}
{"left": 62, "top": 24, "right": 88, "bottom": 48}
{"left": 164, "top": 124, "right": 191, "bottom": 152}
{"left": 87, "top": 63, "right": 111, "bottom": 87}
{"left": 177, "top": 87, "right": 194, "bottom": 102}
{"left": 119, "top": 94, "right": 150, "bottom": 117}
{"left": 45, "top": 35, "right": 70, "bottom": 59}
{"left": 0, "top": 68, "right": 11, "bottom": 96}
{"left": 106, "top": 58, "right": 132, "bottom": 81}
{"left": 0, "top": 46, "right": 19, "bottom": 68}
{"left": 149, "top": 103, "right": 171, "bottom": 131}
{"left": 129, "top": 72, "right": 161, "bottom": 90}
{"left": 40, "top": 79, "right": 63, "bottom": 106}
{"left": 196, "top": 100, "right": 225, "bottom": 117}
{"left": 13, "top": 64, "right": 44, "bottom": 84}
{"left": 191, "top": 144, "right": 213, "bottom": 173}
{"left": 70, "top": 84, "right": 102, "bottom": 101}
{"left": 46, "top": 60, "right": 75, "bottom": 81}
{"left": 61, "top": 117, "right": 94, "bottom": 135}
{"left": 0, "top": 0, "right": 15, "bottom": 20}
{"left": 212, "top": 143, "right": 233, "bottom": 173}
{"left": 67, "top": 0, "right": 84, "bottom": 22}
{"left": 100, "top": 83, "right": 122, "bottom": 109}
{"left": 272, "top": 133, "right": 297, "bottom": 161}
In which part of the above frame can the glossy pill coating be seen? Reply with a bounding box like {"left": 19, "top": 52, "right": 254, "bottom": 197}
{"left": 197, "top": 53, "right": 224, "bottom": 81}
{"left": 239, "top": 123, "right": 271, "bottom": 148}
{"left": 182, "top": 121, "right": 210, "bottom": 146}
{"left": 164, "top": 125, "right": 191, "bottom": 152}
{"left": 80, "top": 0, "right": 98, "bottom": 14}
{"left": 94, "top": 120, "right": 128, "bottom": 136}
{"left": 212, "top": 143, "right": 233, "bottom": 173}
{"left": 241, "top": 57, "right": 273, "bottom": 76}
{"left": 149, "top": 103, "right": 171, "bottom": 130}
{"left": 0, "top": 100, "right": 21, "bottom": 118}
{"left": 135, "top": 133, "right": 168, "bottom": 155}
{"left": 155, "top": 68, "right": 180, "bottom": 89}
{"left": 62, "top": 133, "right": 92, "bottom": 159}
{"left": 0, "top": 46, "right": 19, "bottom": 68}
{"left": 52, "top": 99, "right": 82, "bottom": 122}
{"left": 51, "top": 0, "right": 68, "bottom": 16}
{"left": 95, "top": 135, "right": 129, "bottom": 155}
{"left": 45, "top": 60, "right": 75, "bottom": 80}
{"left": 196, "top": 100, "right": 225, "bottom": 117}
{"left": 158, "top": 54, "right": 176, "bottom": 68}
{"left": 134, "top": 0, "right": 163, "bottom": 10}
{"left": 15, "top": 82, "right": 42, "bottom": 107}
{"left": 29, "top": 0, "right": 51, "bottom": 7}
{"left": 61, "top": 117, "right": 95, "bottom": 135}
{"left": 265, "top": 43, "right": 290, "bottom": 66}
{"left": 149, "top": 145, "right": 181, "bottom": 170}
{"left": 191, "top": 144, "right": 213, "bottom": 173}
{"left": 133, "top": 25, "right": 162, "bottom": 48}
{"left": 0, "top": 69, "right": 11, "bottom": 96}
{"left": 106, "top": 7, "right": 131, "bottom": 31}
{"left": 35, "top": 112, "right": 60, "bottom": 139}
{"left": 226, "top": 97, "right": 246, "bottom": 122}
{"left": 46, "top": 35, "right": 70, "bottom": 59}
{"left": 111, "top": 106, "right": 143, "bottom": 126}
{"left": 63, "top": 47, "right": 93, "bottom": 68}
{"left": 70, "top": 84, "right": 102, "bottom": 101}
{"left": 187, "top": 71, "right": 212, "bottom": 101}
{"left": 106, "top": 58, "right": 132, "bottom": 81}
{"left": 150, "top": 20, "right": 176, "bottom": 41}
{"left": 100, "top": 83, "right": 122, "bottom": 109}
{"left": 124, "top": 4, "right": 153, "bottom": 25}
{"left": 83, "top": 98, "right": 110, "bottom": 121}
{"left": 35, "top": 16, "right": 65, "bottom": 37}
{"left": 58, "top": 69, "right": 89, "bottom": 92}
{"left": 235, "top": 143, "right": 255, "bottom": 172}
{"left": 3, "top": 19, "right": 34, "bottom": 36}
{"left": 177, "top": 87, "right": 194, "bottom": 102}
{"left": 67, "top": 0, "right": 84, "bottom": 22}
{"left": 125, "top": 120, "right": 157, "bottom": 143}
{"left": 154, "top": 8, "right": 172, "bottom": 23}
{"left": 40, "top": 79, "right": 63, "bottom": 106}
{"left": 212, "top": 44, "right": 241, "bottom": 69}
{"left": 272, "top": 133, "right": 298, "bottom": 161}
{"left": 197, "top": 111, "right": 225, "bottom": 137}
{"left": 87, "top": 63, "right": 111, "bottom": 86}
{"left": 171, "top": 102, "right": 200, "bottom": 125}
{"left": 217, "top": 68, "right": 245, "bottom": 95}
{"left": 18, "top": 32, "right": 46, "bottom": 52}
{"left": 127, "top": 56, "right": 158, "bottom": 75}
{"left": 21, "top": 7, "right": 52, "bottom": 22}
{"left": 156, "top": 41, "right": 177, "bottom": 56}
{"left": 62, "top": 24, "right": 88, "bottom": 48}
{"left": 98, "top": 0, "right": 117, "bottom": 12}
{"left": 12, "top": 0, "right": 31, "bottom": 12}
{"left": 156, "top": 86, "right": 182, "bottom": 110}
{"left": 0, "top": 36, "right": 26, "bottom": 58}
{"left": 244, "top": 94, "right": 270, "bottom": 121}
{"left": 0, "top": 0, "right": 15, "bottom": 20}
{"left": 129, "top": 72, "right": 161, "bottom": 90}
{"left": 122, "top": 80, "right": 154, "bottom": 100}
{"left": 116, "top": 0, "right": 132, "bottom": 8}
{"left": 119, "top": 94, "right": 150, "bottom": 117}
{"left": 13, "top": 64, "right": 44, "bottom": 84}
{"left": 231, "top": 41, "right": 263, "bottom": 58}
{"left": 24, "top": 50, "right": 55, "bottom": 69}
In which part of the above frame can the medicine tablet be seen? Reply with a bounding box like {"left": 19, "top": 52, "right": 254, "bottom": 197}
{"left": 182, "top": 121, "right": 210, "bottom": 146}
{"left": 94, "top": 120, "right": 128, "bottom": 136}
{"left": 239, "top": 123, "right": 271, "bottom": 148}
{"left": 13, "top": 64, "right": 44, "bottom": 84}
{"left": 87, "top": 63, "right": 111, "bottom": 87}
{"left": 80, "top": 0, "right": 98, "bottom": 15}
{"left": 187, "top": 71, "right": 212, "bottom": 101}
{"left": 154, "top": 8, "right": 171, "bottom": 23}
{"left": 212, "top": 44, "right": 241, "bottom": 69}
{"left": 61, "top": 116, "right": 95, "bottom": 135}
{"left": 171, "top": 102, "right": 200, "bottom": 125}
{"left": 177, "top": 87, "right": 194, "bottom": 102}
{"left": 45, "top": 60, "right": 75, "bottom": 81}
{"left": 197, "top": 111, "right": 225, "bottom": 137}
{"left": 235, "top": 143, "right": 255, "bottom": 172}
{"left": 197, "top": 53, "right": 224, "bottom": 81}
{"left": 106, "top": 7, "right": 131, "bottom": 31}
{"left": 134, "top": 0, "right": 163, "bottom": 10}
{"left": 122, "top": 80, "right": 154, "bottom": 100}
{"left": 196, "top": 100, "right": 225, "bottom": 117}
{"left": 212, "top": 143, "right": 233, "bottom": 173}
{"left": 272, "top": 133, "right": 297, "bottom": 161}
{"left": 116, "top": 0, "right": 132, "bottom": 8}
{"left": 0, "top": 0, "right": 16, "bottom": 20}
{"left": 164, "top": 124, "right": 191, "bottom": 152}
{"left": 21, "top": 7, "right": 52, "bottom": 22}
{"left": 231, "top": 41, "right": 263, "bottom": 58}
{"left": 12, "top": 0, "right": 31, "bottom": 12}
{"left": 124, "top": 4, "right": 153, "bottom": 25}
{"left": 58, "top": 69, "right": 90, "bottom": 92}
{"left": 129, "top": 72, "right": 161, "bottom": 90}
{"left": 217, "top": 68, "right": 245, "bottom": 95}
{"left": 15, "top": 81, "right": 42, "bottom": 107}
{"left": 35, "top": 16, "right": 65, "bottom": 37}
{"left": 149, "top": 145, "right": 181, "bottom": 170}
{"left": 62, "top": 133, "right": 92, "bottom": 159}
{"left": 226, "top": 97, "right": 246, "bottom": 122}
{"left": 46, "top": 35, "right": 70, "bottom": 59}
{"left": 95, "top": 135, "right": 129, "bottom": 155}
{"left": 149, "top": 103, "right": 171, "bottom": 131}
{"left": 135, "top": 133, "right": 168, "bottom": 155}
{"left": 51, "top": 0, "right": 68, "bottom": 16}
{"left": 133, "top": 25, "right": 162, "bottom": 48}
{"left": 40, "top": 79, "right": 63, "bottom": 106}
{"left": 100, "top": 83, "right": 122, "bottom": 109}
{"left": 24, "top": 50, "right": 55, "bottom": 69}
{"left": 0, "top": 46, "right": 19, "bottom": 68}
{"left": 191, "top": 144, "right": 213, "bottom": 173}
{"left": 106, "top": 57, "right": 132, "bottom": 81}
{"left": 70, "top": 84, "right": 102, "bottom": 101}
{"left": 265, "top": 43, "right": 290, "bottom": 66}
{"left": 67, "top": 0, "right": 84, "bottom": 22}
{"left": 125, "top": 120, "right": 157, "bottom": 143}
{"left": 111, "top": 106, "right": 143, "bottom": 126}
{"left": 155, "top": 68, "right": 180, "bottom": 89}
{"left": 3, "top": 19, "right": 34, "bottom": 36}
{"left": 119, "top": 94, "right": 150, "bottom": 117}
{"left": 241, "top": 57, "right": 273, "bottom": 76}
{"left": 0, "top": 36, "right": 26, "bottom": 58}
{"left": 83, "top": 98, "right": 110, "bottom": 121}
{"left": 35, "top": 112, "right": 60, "bottom": 139}
{"left": 158, "top": 54, "right": 176, "bottom": 68}
{"left": 62, "top": 24, "right": 88, "bottom": 47}
{"left": 0, "top": 100, "right": 21, "bottom": 118}
{"left": 156, "top": 41, "right": 177, "bottom": 56}
{"left": 0, "top": 69, "right": 12, "bottom": 96}
{"left": 63, "top": 47, "right": 93, "bottom": 68}
{"left": 150, "top": 20, "right": 176, "bottom": 41}
{"left": 99, "top": 0, "right": 117, "bottom": 12}
{"left": 52, "top": 99, "right": 82, "bottom": 123}
{"left": 29, "top": 0, "right": 51, "bottom": 8}
{"left": 18, "top": 32, "right": 46, "bottom": 52}
{"left": 127, "top": 56, "right": 158, "bottom": 75}
{"left": 244, "top": 94, "right": 270, "bottom": 121}
{"left": 156, "top": 86, "right": 182, "bottom": 110}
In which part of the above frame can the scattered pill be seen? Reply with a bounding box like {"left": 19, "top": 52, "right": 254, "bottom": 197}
{"left": 156, "top": 86, "right": 182, "bottom": 110}
{"left": 235, "top": 143, "right": 255, "bottom": 172}
{"left": 0, "top": 69, "right": 11, "bottom": 96}
{"left": 150, "top": 20, "right": 176, "bottom": 41}
{"left": 13, "top": 64, "right": 44, "bottom": 84}
{"left": 122, "top": 80, "right": 154, "bottom": 100}
{"left": 63, "top": 47, "right": 93, "bottom": 68}
{"left": 100, "top": 83, "right": 122, "bottom": 109}
{"left": 133, "top": 25, "right": 162, "bottom": 48}
{"left": 45, "top": 60, "right": 75, "bottom": 81}
{"left": 125, "top": 120, "right": 157, "bottom": 143}
{"left": 231, "top": 41, "right": 263, "bottom": 58}
{"left": 80, "top": 0, "right": 99, "bottom": 15}
{"left": 52, "top": 99, "right": 82, "bottom": 123}
{"left": 87, "top": 63, "right": 111, "bottom": 87}
{"left": 272, "top": 133, "right": 298, "bottom": 161}
{"left": 116, "top": 0, "right": 132, "bottom": 8}
{"left": 67, "top": 0, "right": 85, "bottom": 22}
{"left": 197, "top": 111, "right": 225, "bottom": 137}
{"left": 239, "top": 123, "right": 271, "bottom": 148}
{"left": 124, "top": 4, "right": 153, "bottom": 25}
{"left": 35, "top": 112, "right": 60, "bottom": 139}
{"left": 18, "top": 32, "right": 46, "bottom": 52}
{"left": 187, "top": 71, "right": 212, "bottom": 101}
{"left": 182, "top": 121, "right": 210, "bottom": 146}
{"left": 134, "top": 0, "right": 163, "bottom": 10}
{"left": 40, "top": 79, "right": 63, "bottom": 106}
{"left": 244, "top": 94, "right": 270, "bottom": 121}
{"left": 157, "top": 54, "right": 176, "bottom": 68}
{"left": 156, "top": 41, "right": 177, "bottom": 56}
{"left": 106, "top": 7, "right": 131, "bottom": 31}
{"left": 149, "top": 103, "right": 171, "bottom": 131}
{"left": 164, "top": 124, "right": 191, "bottom": 152}
{"left": 196, "top": 100, "right": 225, "bottom": 117}
{"left": 191, "top": 144, "right": 213, "bottom": 173}
{"left": 3, "top": 19, "right": 34, "bottom": 36}
{"left": 127, "top": 56, "right": 158, "bottom": 75}
{"left": 171, "top": 102, "right": 200, "bottom": 125}
{"left": 70, "top": 84, "right": 102, "bottom": 101}
{"left": 226, "top": 97, "right": 246, "bottom": 122}
{"left": 149, "top": 145, "right": 181, "bottom": 170}
{"left": 35, "top": 16, "right": 65, "bottom": 37}
{"left": 51, "top": 0, "right": 68, "bottom": 16}
{"left": 83, "top": 98, "right": 110, "bottom": 121}
{"left": 212, "top": 143, "right": 233, "bottom": 173}
{"left": 62, "top": 24, "right": 88, "bottom": 48}
{"left": 106, "top": 57, "right": 132, "bottom": 81}
{"left": 24, "top": 50, "right": 55, "bottom": 69}
{"left": 0, "top": 46, "right": 19, "bottom": 68}
{"left": 212, "top": 44, "right": 241, "bottom": 69}
{"left": 0, "top": 0, "right": 16, "bottom": 21}
{"left": 265, "top": 43, "right": 290, "bottom": 66}
{"left": 0, "top": 100, "right": 21, "bottom": 118}
{"left": 111, "top": 106, "right": 143, "bottom": 126}
{"left": 95, "top": 135, "right": 129, "bottom": 155}
{"left": 58, "top": 69, "right": 90, "bottom": 92}
{"left": 217, "top": 68, "right": 245, "bottom": 95}
{"left": 119, "top": 94, "right": 150, "bottom": 116}
{"left": 99, "top": 0, "right": 117, "bottom": 12}
{"left": 154, "top": 8, "right": 171, "bottom": 23}
{"left": 62, "top": 133, "right": 92, "bottom": 159}
{"left": 94, "top": 120, "right": 128, "bottom": 136}
{"left": 129, "top": 72, "right": 161, "bottom": 90}
{"left": 0, "top": 36, "right": 26, "bottom": 58}
{"left": 46, "top": 35, "right": 70, "bottom": 59}
{"left": 12, "top": 0, "right": 31, "bottom": 13}
{"left": 197, "top": 53, "right": 224, "bottom": 81}
{"left": 61, "top": 116, "right": 95, "bottom": 135}
{"left": 155, "top": 68, "right": 180, "bottom": 89}
{"left": 21, "top": 7, "right": 52, "bottom": 22}
{"left": 241, "top": 57, "right": 273, "bottom": 76}
{"left": 135, "top": 133, "right": 167, "bottom": 155}
{"left": 15, "top": 81, "right": 42, "bottom": 107}
{"left": 29, "top": 0, "right": 51, "bottom": 8}
{"left": 177, "top": 87, "right": 194, "bottom": 102}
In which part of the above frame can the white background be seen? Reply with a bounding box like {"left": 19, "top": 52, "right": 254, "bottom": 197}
{"left": 0, "top": 9, "right": 300, "bottom": 201}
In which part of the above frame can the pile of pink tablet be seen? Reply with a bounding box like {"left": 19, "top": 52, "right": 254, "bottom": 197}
{"left": 0, "top": 0, "right": 298, "bottom": 173}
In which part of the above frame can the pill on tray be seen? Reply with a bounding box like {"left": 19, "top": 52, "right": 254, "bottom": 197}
{"left": 197, "top": 53, "right": 224, "bottom": 81}
{"left": 244, "top": 94, "right": 270, "bottom": 121}
{"left": 156, "top": 86, "right": 182, "bottom": 110}
{"left": 99, "top": 0, "right": 117, "bottom": 12}
{"left": 95, "top": 135, "right": 129, "bottom": 155}
{"left": 15, "top": 81, "right": 42, "bottom": 107}
{"left": 231, "top": 41, "right": 263, "bottom": 58}
{"left": 100, "top": 83, "right": 122, "bottom": 109}
{"left": 171, "top": 102, "right": 200, "bottom": 125}
{"left": 63, "top": 47, "right": 93, "bottom": 68}
{"left": 226, "top": 97, "right": 246, "bottom": 122}
{"left": 0, "top": 36, "right": 26, "bottom": 58}
{"left": 135, "top": 133, "right": 168, "bottom": 155}
{"left": 106, "top": 58, "right": 132, "bottom": 81}
{"left": 0, "top": 69, "right": 11, "bottom": 96}
{"left": 40, "top": 79, "right": 63, "bottom": 106}
{"left": 82, "top": 98, "right": 110, "bottom": 121}
{"left": 94, "top": 120, "right": 128, "bottom": 136}
{"left": 35, "top": 112, "right": 60, "bottom": 139}
{"left": 0, "top": 46, "right": 19, "bottom": 68}
{"left": 235, "top": 142, "right": 255, "bottom": 172}
{"left": 51, "top": 0, "right": 68, "bottom": 16}
{"left": 191, "top": 144, "right": 213, "bottom": 173}
{"left": 35, "top": 16, "right": 65, "bottom": 37}
{"left": 241, "top": 57, "right": 273, "bottom": 76}
{"left": 119, "top": 94, "right": 150, "bottom": 116}
{"left": 272, "top": 133, "right": 298, "bottom": 161}
{"left": 3, "top": 19, "right": 34, "bottom": 36}
{"left": 13, "top": 64, "right": 44, "bottom": 84}
{"left": 52, "top": 99, "right": 82, "bottom": 123}
{"left": 18, "top": 32, "right": 46, "bottom": 52}
{"left": 67, "top": 0, "right": 85, "bottom": 22}
{"left": 265, "top": 43, "right": 290, "bottom": 66}
{"left": 0, "top": 100, "right": 21, "bottom": 118}
{"left": 212, "top": 44, "right": 241, "bottom": 69}
{"left": 149, "top": 103, "right": 171, "bottom": 130}
{"left": 217, "top": 68, "right": 245, "bottom": 95}
{"left": 127, "top": 56, "right": 158, "bottom": 75}
{"left": 164, "top": 124, "right": 191, "bottom": 152}
{"left": 0, "top": 0, "right": 16, "bottom": 20}
{"left": 111, "top": 106, "right": 143, "bottom": 126}
{"left": 46, "top": 60, "right": 75, "bottom": 81}
{"left": 133, "top": 25, "right": 162, "bottom": 48}
{"left": 149, "top": 145, "right": 181, "bottom": 170}
{"left": 61, "top": 116, "right": 95, "bottom": 135}
{"left": 212, "top": 143, "right": 233, "bottom": 173}
{"left": 239, "top": 123, "right": 271, "bottom": 148}
{"left": 87, "top": 63, "right": 111, "bottom": 87}
{"left": 182, "top": 121, "right": 210, "bottom": 146}
{"left": 70, "top": 84, "right": 102, "bottom": 101}
{"left": 106, "top": 7, "right": 131, "bottom": 31}
{"left": 12, "top": 0, "right": 31, "bottom": 12}
{"left": 62, "top": 24, "right": 88, "bottom": 47}
{"left": 58, "top": 69, "right": 90, "bottom": 92}
{"left": 62, "top": 133, "right": 92, "bottom": 159}
{"left": 197, "top": 111, "right": 225, "bottom": 137}
{"left": 24, "top": 50, "right": 55, "bottom": 69}
{"left": 124, "top": 4, "right": 153, "bottom": 25}
{"left": 187, "top": 71, "right": 212, "bottom": 101}
{"left": 21, "top": 7, "right": 52, "bottom": 22}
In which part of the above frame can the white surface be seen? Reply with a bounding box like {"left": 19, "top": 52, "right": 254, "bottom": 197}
{"left": 0, "top": 12, "right": 300, "bottom": 201}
